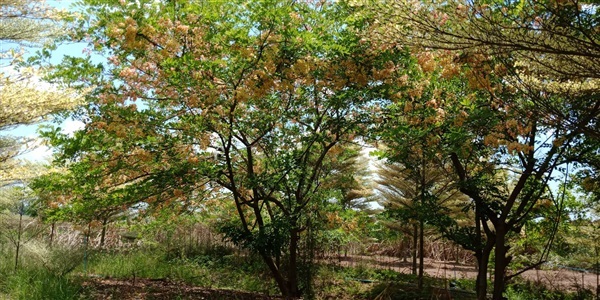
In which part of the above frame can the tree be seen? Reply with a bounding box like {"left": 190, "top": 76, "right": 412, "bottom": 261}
{"left": 31, "top": 169, "right": 133, "bottom": 248}
{"left": 376, "top": 159, "right": 465, "bottom": 288}
{"left": 377, "top": 163, "right": 421, "bottom": 274}
{"left": 320, "top": 145, "right": 374, "bottom": 211}
{"left": 454, "top": 81, "right": 581, "bottom": 300}
{"left": 0, "top": 0, "right": 66, "bottom": 42}
{"left": 353, "top": 1, "right": 596, "bottom": 297}
{"left": 0, "top": 0, "right": 81, "bottom": 186}
{"left": 366, "top": 41, "right": 581, "bottom": 298}
{"left": 371, "top": 49, "right": 471, "bottom": 291}
{"left": 38, "top": 0, "right": 384, "bottom": 297}
{"left": 355, "top": 0, "right": 600, "bottom": 141}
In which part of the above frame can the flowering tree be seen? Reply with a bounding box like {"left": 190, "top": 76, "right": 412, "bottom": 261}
{"left": 356, "top": 0, "right": 598, "bottom": 298}
{"left": 356, "top": 0, "right": 600, "bottom": 138}
{"left": 370, "top": 46, "right": 581, "bottom": 298}
{"left": 38, "top": 0, "right": 388, "bottom": 296}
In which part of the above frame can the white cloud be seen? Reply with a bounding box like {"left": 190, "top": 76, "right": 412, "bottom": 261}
{"left": 61, "top": 119, "right": 85, "bottom": 136}
{"left": 16, "top": 138, "right": 52, "bottom": 162}
{"left": 12, "top": 118, "right": 84, "bottom": 162}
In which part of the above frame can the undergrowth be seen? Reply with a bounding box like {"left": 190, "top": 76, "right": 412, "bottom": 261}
{"left": 0, "top": 244, "right": 84, "bottom": 300}
{"left": 82, "top": 245, "right": 280, "bottom": 296}
{"left": 505, "top": 279, "right": 594, "bottom": 300}
{"left": 0, "top": 242, "right": 596, "bottom": 299}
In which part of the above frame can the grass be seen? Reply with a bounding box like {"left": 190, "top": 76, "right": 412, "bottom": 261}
{"left": 312, "top": 262, "right": 473, "bottom": 300}
{"left": 0, "top": 246, "right": 84, "bottom": 300}
{"left": 505, "top": 279, "right": 595, "bottom": 300}
{"left": 81, "top": 246, "right": 280, "bottom": 296}
{"left": 1, "top": 268, "right": 83, "bottom": 300}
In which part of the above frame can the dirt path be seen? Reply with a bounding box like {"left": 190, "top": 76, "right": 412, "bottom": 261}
{"left": 333, "top": 255, "right": 598, "bottom": 291}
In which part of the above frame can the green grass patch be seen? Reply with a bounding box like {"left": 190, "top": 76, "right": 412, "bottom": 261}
{"left": 505, "top": 280, "right": 594, "bottom": 300}
{"left": 0, "top": 244, "right": 86, "bottom": 300}
{"left": 82, "top": 247, "right": 280, "bottom": 295}
{"left": 0, "top": 266, "right": 83, "bottom": 300}
{"left": 312, "top": 264, "right": 454, "bottom": 300}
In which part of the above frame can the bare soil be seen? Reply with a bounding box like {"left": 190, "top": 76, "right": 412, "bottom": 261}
{"left": 334, "top": 255, "right": 598, "bottom": 291}
{"left": 81, "top": 277, "right": 285, "bottom": 300}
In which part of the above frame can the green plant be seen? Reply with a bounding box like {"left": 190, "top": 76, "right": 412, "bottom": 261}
{"left": 505, "top": 281, "right": 594, "bottom": 300}
{"left": 83, "top": 246, "right": 279, "bottom": 295}
{"left": 0, "top": 257, "right": 83, "bottom": 300}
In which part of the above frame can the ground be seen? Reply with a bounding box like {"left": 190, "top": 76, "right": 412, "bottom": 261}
{"left": 82, "top": 277, "right": 284, "bottom": 300}
{"left": 81, "top": 256, "right": 598, "bottom": 299}
{"left": 335, "top": 255, "right": 597, "bottom": 291}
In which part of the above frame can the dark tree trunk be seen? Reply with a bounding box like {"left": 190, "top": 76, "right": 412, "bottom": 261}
{"left": 260, "top": 251, "right": 290, "bottom": 297}
{"left": 100, "top": 217, "right": 108, "bottom": 248}
{"left": 257, "top": 228, "right": 302, "bottom": 299}
{"left": 476, "top": 239, "right": 494, "bottom": 300}
{"left": 594, "top": 244, "right": 600, "bottom": 300}
{"left": 412, "top": 223, "right": 418, "bottom": 275}
{"left": 492, "top": 226, "right": 510, "bottom": 300}
{"left": 418, "top": 141, "right": 426, "bottom": 289}
{"left": 474, "top": 205, "right": 493, "bottom": 300}
{"left": 402, "top": 238, "right": 408, "bottom": 262}
{"left": 418, "top": 219, "right": 424, "bottom": 289}
{"left": 231, "top": 196, "right": 300, "bottom": 298}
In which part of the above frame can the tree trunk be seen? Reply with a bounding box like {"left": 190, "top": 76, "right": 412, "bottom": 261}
{"left": 49, "top": 222, "right": 55, "bottom": 247}
{"left": 595, "top": 237, "right": 598, "bottom": 300}
{"left": 594, "top": 245, "right": 600, "bottom": 300}
{"left": 83, "top": 223, "right": 90, "bottom": 275}
{"left": 418, "top": 219, "right": 424, "bottom": 289}
{"left": 259, "top": 251, "right": 290, "bottom": 297}
{"left": 402, "top": 238, "right": 408, "bottom": 262}
{"left": 418, "top": 144, "right": 426, "bottom": 289}
{"left": 100, "top": 217, "right": 108, "bottom": 248}
{"left": 474, "top": 206, "right": 493, "bottom": 300}
{"left": 492, "top": 226, "right": 510, "bottom": 300}
{"left": 257, "top": 228, "right": 302, "bottom": 299}
{"left": 14, "top": 205, "right": 23, "bottom": 272}
{"left": 476, "top": 239, "right": 494, "bottom": 300}
{"left": 412, "top": 223, "right": 418, "bottom": 275}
